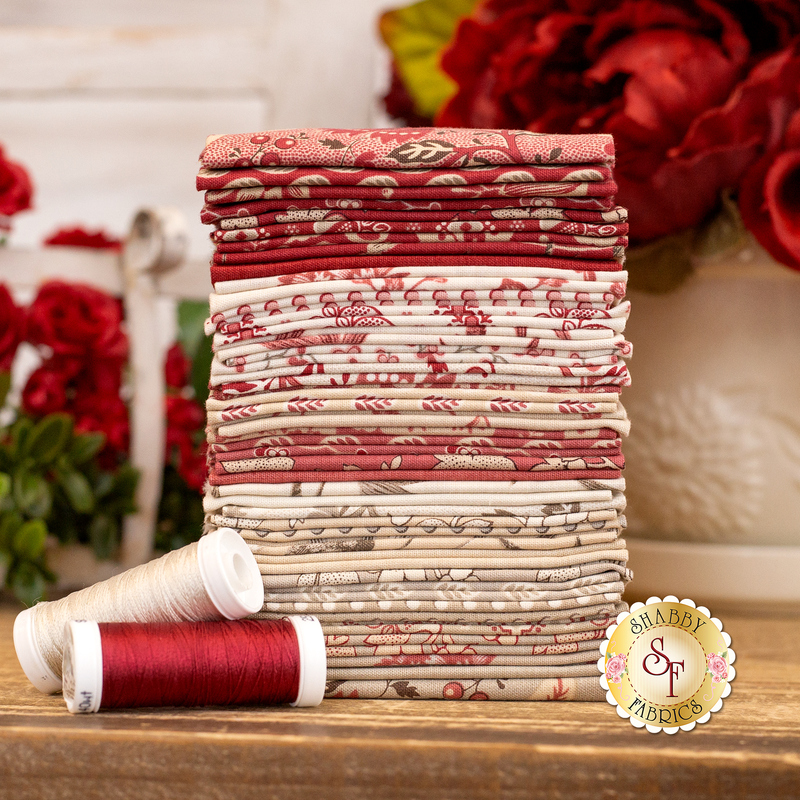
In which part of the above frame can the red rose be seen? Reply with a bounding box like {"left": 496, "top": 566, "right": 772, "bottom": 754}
{"left": 177, "top": 438, "right": 208, "bottom": 492}
{"left": 164, "top": 343, "right": 191, "bottom": 389}
{"left": 21, "top": 364, "right": 70, "bottom": 416}
{"left": 437, "top": 0, "right": 771, "bottom": 241}
{"left": 43, "top": 226, "right": 123, "bottom": 251}
{"left": 27, "top": 280, "right": 128, "bottom": 361}
{"left": 166, "top": 395, "right": 205, "bottom": 433}
{"left": 0, "top": 283, "right": 25, "bottom": 370}
{"left": 165, "top": 395, "right": 207, "bottom": 491}
{"left": 0, "top": 144, "right": 33, "bottom": 218}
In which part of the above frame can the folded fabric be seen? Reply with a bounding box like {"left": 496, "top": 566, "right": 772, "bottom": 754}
{"left": 208, "top": 508, "right": 623, "bottom": 534}
{"left": 208, "top": 476, "right": 623, "bottom": 497}
{"left": 210, "top": 515, "right": 623, "bottom": 538}
{"left": 321, "top": 613, "right": 618, "bottom": 639}
{"left": 200, "top": 128, "right": 615, "bottom": 169}
{"left": 210, "top": 254, "right": 625, "bottom": 286}
{"left": 262, "top": 573, "right": 626, "bottom": 599}
{"left": 323, "top": 675, "right": 604, "bottom": 700}
{"left": 211, "top": 238, "right": 624, "bottom": 266}
{"left": 206, "top": 388, "right": 621, "bottom": 410}
{"left": 253, "top": 598, "right": 622, "bottom": 621}
{"left": 196, "top": 162, "right": 615, "bottom": 190}
{"left": 245, "top": 529, "right": 621, "bottom": 553}
{"left": 212, "top": 216, "right": 629, "bottom": 241}
{"left": 207, "top": 394, "right": 620, "bottom": 417}
{"left": 208, "top": 431, "right": 623, "bottom": 454}
{"left": 247, "top": 538, "right": 626, "bottom": 561}
{"left": 207, "top": 204, "right": 628, "bottom": 228}
{"left": 210, "top": 452, "right": 622, "bottom": 476}
{"left": 328, "top": 641, "right": 605, "bottom": 657}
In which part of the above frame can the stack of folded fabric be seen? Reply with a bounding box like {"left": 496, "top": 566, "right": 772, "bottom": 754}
{"left": 197, "top": 128, "right": 631, "bottom": 701}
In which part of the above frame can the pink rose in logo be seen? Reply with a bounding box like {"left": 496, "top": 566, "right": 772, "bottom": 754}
{"left": 707, "top": 653, "right": 728, "bottom": 683}
{"left": 605, "top": 653, "right": 627, "bottom": 684}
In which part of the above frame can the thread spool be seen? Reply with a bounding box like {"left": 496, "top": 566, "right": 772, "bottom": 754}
{"left": 14, "top": 528, "right": 264, "bottom": 694}
{"left": 62, "top": 616, "right": 326, "bottom": 713}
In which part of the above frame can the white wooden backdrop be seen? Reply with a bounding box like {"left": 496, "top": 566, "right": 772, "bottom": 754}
{"left": 0, "top": 0, "right": 399, "bottom": 580}
{"left": 0, "top": 0, "right": 396, "bottom": 264}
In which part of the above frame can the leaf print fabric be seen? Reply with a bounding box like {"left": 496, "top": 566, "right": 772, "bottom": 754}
{"left": 196, "top": 127, "right": 631, "bottom": 700}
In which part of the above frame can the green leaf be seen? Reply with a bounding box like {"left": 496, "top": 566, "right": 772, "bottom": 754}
{"left": 24, "top": 413, "right": 73, "bottom": 464}
{"left": 0, "top": 371, "right": 11, "bottom": 409}
{"left": 88, "top": 514, "right": 119, "bottom": 561}
{"left": 190, "top": 335, "right": 213, "bottom": 406}
{"left": 9, "top": 562, "right": 47, "bottom": 607}
{"left": 0, "top": 472, "right": 10, "bottom": 502}
{"left": 0, "top": 550, "right": 10, "bottom": 585}
{"left": 11, "top": 417, "right": 33, "bottom": 459}
{"left": 177, "top": 300, "right": 211, "bottom": 363}
{"left": 380, "top": 0, "right": 478, "bottom": 119}
{"left": 12, "top": 518, "right": 47, "bottom": 560}
{"left": 13, "top": 471, "right": 52, "bottom": 518}
{"left": 68, "top": 431, "right": 106, "bottom": 465}
{"left": 626, "top": 232, "right": 695, "bottom": 294}
{"left": 0, "top": 512, "right": 21, "bottom": 551}
{"left": 93, "top": 470, "right": 115, "bottom": 500}
{"left": 58, "top": 470, "right": 95, "bottom": 514}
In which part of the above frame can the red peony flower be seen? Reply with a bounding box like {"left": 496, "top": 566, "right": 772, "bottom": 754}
{"left": 43, "top": 226, "right": 123, "bottom": 251}
{"left": 164, "top": 343, "right": 191, "bottom": 389}
{"left": 673, "top": 39, "right": 800, "bottom": 269}
{"left": 21, "top": 364, "right": 71, "bottom": 416}
{"left": 27, "top": 280, "right": 128, "bottom": 362}
{"left": 0, "top": 283, "right": 26, "bottom": 371}
{"left": 165, "top": 395, "right": 207, "bottom": 491}
{"left": 0, "top": 144, "right": 33, "bottom": 219}
{"left": 166, "top": 394, "right": 205, "bottom": 433}
{"left": 436, "top": 0, "right": 793, "bottom": 242}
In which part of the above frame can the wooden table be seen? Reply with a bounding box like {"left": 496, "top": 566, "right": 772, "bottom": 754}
{"left": 0, "top": 602, "right": 798, "bottom": 800}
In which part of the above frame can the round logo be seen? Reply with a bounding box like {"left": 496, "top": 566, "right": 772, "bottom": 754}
{"left": 599, "top": 596, "right": 735, "bottom": 733}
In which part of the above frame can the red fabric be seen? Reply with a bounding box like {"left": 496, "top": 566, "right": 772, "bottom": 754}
{"left": 203, "top": 202, "right": 625, "bottom": 226}
{"left": 204, "top": 180, "right": 618, "bottom": 206}
{"left": 196, "top": 163, "right": 614, "bottom": 190}
{"left": 211, "top": 253, "right": 623, "bottom": 280}
{"left": 212, "top": 217, "right": 628, "bottom": 241}
{"left": 213, "top": 231, "right": 628, "bottom": 253}
{"left": 208, "top": 468, "right": 621, "bottom": 484}
{"left": 200, "top": 128, "right": 615, "bottom": 169}
{"left": 212, "top": 442, "right": 621, "bottom": 459}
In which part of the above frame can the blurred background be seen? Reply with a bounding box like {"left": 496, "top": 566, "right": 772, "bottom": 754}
{"left": 1, "top": 0, "right": 396, "bottom": 262}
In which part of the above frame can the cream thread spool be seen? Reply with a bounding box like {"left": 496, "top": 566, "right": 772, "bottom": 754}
{"left": 14, "top": 528, "right": 263, "bottom": 693}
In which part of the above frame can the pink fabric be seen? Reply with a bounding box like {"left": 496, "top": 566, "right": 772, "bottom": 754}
{"left": 200, "top": 128, "right": 615, "bottom": 169}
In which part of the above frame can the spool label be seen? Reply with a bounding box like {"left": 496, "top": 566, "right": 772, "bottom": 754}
{"left": 599, "top": 597, "right": 735, "bottom": 733}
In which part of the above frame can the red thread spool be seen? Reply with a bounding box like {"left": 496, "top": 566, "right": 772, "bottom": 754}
{"left": 62, "top": 616, "right": 326, "bottom": 713}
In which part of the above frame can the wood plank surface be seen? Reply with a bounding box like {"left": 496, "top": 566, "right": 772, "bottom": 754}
{"left": 0, "top": 602, "right": 798, "bottom": 800}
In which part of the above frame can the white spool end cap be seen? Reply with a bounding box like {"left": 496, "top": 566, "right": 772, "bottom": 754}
{"left": 288, "top": 615, "right": 326, "bottom": 707}
{"left": 13, "top": 606, "right": 61, "bottom": 694}
{"left": 197, "top": 528, "right": 264, "bottom": 619}
{"left": 62, "top": 620, "right": 103, "bottom": 714}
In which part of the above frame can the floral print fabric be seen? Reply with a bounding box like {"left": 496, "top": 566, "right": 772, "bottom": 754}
{"left": 197, "top": 127, "right": 630, "bottom": 700}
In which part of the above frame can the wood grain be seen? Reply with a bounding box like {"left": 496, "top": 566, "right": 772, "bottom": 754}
{"left": 0, "top": 603, "right": 798, "bottom": 799}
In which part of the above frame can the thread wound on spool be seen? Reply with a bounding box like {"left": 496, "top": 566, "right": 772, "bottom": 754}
{"left": 63, "top": 617, "right": 324, "bottom": 712}
{"left": 15, "top": 528, "right": 262, "bottom": 694}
